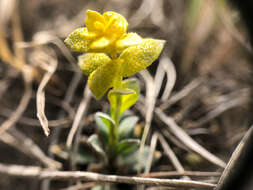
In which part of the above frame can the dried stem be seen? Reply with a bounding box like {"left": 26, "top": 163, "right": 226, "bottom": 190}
{"left": 0, "top": 163, "right": 216, "bottom": 189}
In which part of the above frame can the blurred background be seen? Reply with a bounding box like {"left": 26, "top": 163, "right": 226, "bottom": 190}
{"left": 0, "top": 0, "right": 252, "bottom": 189}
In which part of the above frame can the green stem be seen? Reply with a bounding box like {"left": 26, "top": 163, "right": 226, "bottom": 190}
{"left": 108, "top": 55, "right": 123, "bottom": 156}
{"left": 109, "top": 88, "right": 122, "bottom": 148}
{"left": 113, "top": 93, "right": 121, "bottom": 133}
{"left": 108, "top": 94, "right": 122, "bottom": 158}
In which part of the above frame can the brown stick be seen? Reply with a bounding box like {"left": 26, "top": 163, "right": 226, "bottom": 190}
{"left": 0, "top": 164, "right": 215, "bottom": 189}
{"left": 139, "top": 171, "right": 221, "bottom": 178}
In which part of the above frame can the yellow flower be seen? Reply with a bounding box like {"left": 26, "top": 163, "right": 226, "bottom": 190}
{"left": 78, "top": 39, "right": 165, "bottom": 99}
{"left": 65, "top": 10, "right": 165, "bottom": 99}
{"left": 65, "top": 10, "right": 129, "bottom": 53}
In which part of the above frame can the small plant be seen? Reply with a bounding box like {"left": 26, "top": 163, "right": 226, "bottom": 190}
{"left": 65, "top": 10, "right": 164, "bottom": 172}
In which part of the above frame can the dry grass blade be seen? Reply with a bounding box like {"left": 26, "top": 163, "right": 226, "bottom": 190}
{"left": 0, "top": 0, "right": 35, "bottom": 135}
{"left": 216, "top": 1, "right": 252, "bottom": 53}
{"left": 138, "top": 57, "right": 177, "bottom": 173}
{"left": 158, "top": 133, "right": 189, "bottom": 179}
{"left": 160, "top": 78, "right": 203, "bottom": 110}
{"left": 154, "top": 57, "right": 166, "bottom": 97}
{"left": 0, "top": 30, "right": 15, "bottom": 66}
{"left": 150, "top": 0, "right": 166, "bottom": 28}
{"left": 17, "top": 32, "right": 78, "bottom": 70}
{"left": 11, "top": 2, "right": 25, "bottom": 68}
{"left": 0, "top": 107, "right": 73, "bottom": 128}
{"left": 129, "top": 0, "right": 156, "bottom": 28}
{"left": 160, "top": 57, "right": 177, "bottom": 101}
{"left": 36, "top": 50, "right": 58, "bottom": 136}
{"left": 182, "top": 0, "right": 215, "bottom": 73}
{"left": 0, "top": 74, "right": 32, "bottom": 135}
{"left": 216, "top": 127, "right": 253, "bottom": 190}
{"left": 0, "top": 163, "right": 216, "bottom": 189}
{"left": 155, "top": 108, "right": 226, "bottom": 168}
{"left": 66, "top": 85, "right": 91, "bottom": 149}
{"left": 138, "top": 70, "right": 157, "bottom": 173}
{"left": 145, "top": 133, "right": 159, "bottom": 174}
{"left": 0, "top": 0, "right": 15, "bottom": 27}
{"left": 193, "top": 88, "right": 249, "bottom": 127}
{"left": 0, "top": 130, "right": 61, "bottom": 169}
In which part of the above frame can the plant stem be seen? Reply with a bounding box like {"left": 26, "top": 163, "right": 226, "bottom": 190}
{"left": 109, "top": 87, "right": 122, "bottom": 154}
{"left": 108, "top": 53, "right": 123, "bottom": 156}
{"left": 113, "top": 93, "right": 121, "bottom": 135}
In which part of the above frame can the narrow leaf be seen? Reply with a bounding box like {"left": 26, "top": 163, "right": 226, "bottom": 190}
{"left": 118, "top": 116, "right": 139, "bottom": 140}
{"left": 116, "top": 139, "right": 140, "bottom": 155}
{"left": 95, "top": 112, "right": 115, "bottom": 145}
{"left": 76, "top": 147, "right": 97, "bottom": 164}
{"left": 117, "top": 146, "right": 161, "bottom": 172}
{"left": 87, "top": 134, "right": 107, "bottom": 163}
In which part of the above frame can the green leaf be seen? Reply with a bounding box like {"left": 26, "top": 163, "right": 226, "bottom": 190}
{"left": 78, "top": 53, "right": 111, "bottom": 76}
{"left": 116, "top": 139, "right": 140, "bottom": 155}
{"left": 119, "top": 39, "right": 165, "bottom": 77}
{"left": 87, "top": 134, "right": 107, "bottom": 164}
{"left": 95, "top": 112, "right": 115, "bottom": 145}
{"left": 115, "top": 33, "right": 143, "bottom": 53}
{"left": 64, "top": 27, "right": 92, "bottom": 52}
{"left": 88, "top": 60, "right": 120, "bottom": 99}
{"left": 118, "top": 116, "right": 139, "bottom": 140}
{"left": 108, "top": 88, "right": 135, "bottom": 118}
{"left": 120, "top": 79, "right": 140, "bottom": 113}
{"left": 76, "top": 146, "right": 97, "bottom": 164}
{"left": 108, "top": 78, "right": 140, "bottom": 116}
{"left": 117, "top": 146, "right": 161, "bottom": 172}
{"left": 108, "top": 88, "right": 135, "bottom": 96}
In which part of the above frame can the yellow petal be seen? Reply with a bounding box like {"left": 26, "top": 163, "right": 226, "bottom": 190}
{"left": 89, "top": 37, "right": 111, "bottom": 51}
{"left": 88, "top": 60, "right": 120, "bottom": 99}
{"left": 78, "top": 53, "right": 111, "bottom": 76}
{"left": 115, "top": 33, "right": 143, "bottom": 53}
{"left": 119, "top": 39, "right": 165, "bottom": 77}
{"left": 64, "top": 27, "right": 93, "bottom": 52}
{"left": 80, "top": 30, "right": 98, "bottom": 40}
{"left": 103, "top": 11, "right": 128, "bottom": 40}
{"left": 85, "top": 10, "right": 105, "bottom": 32}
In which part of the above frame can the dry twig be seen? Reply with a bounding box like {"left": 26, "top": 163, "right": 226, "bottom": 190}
{"left": 36, "top": 50, "right": 58, "bottom": 136}
{"left": 0, "top": 163, "right": 216, "bottom": 189}
{"left": 139, "top": 171, "right": 221, "bottom": 178}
